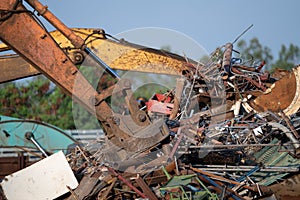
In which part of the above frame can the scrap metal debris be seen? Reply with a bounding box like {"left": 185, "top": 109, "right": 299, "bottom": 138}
{"left": 2, "top": 41, "right": 300, "bottom": 199}
{"left": 22, "top": 42, "right": 300, "bottom": 200}
{"left": 1, "top": 1, "right": 300, "bottom": 198}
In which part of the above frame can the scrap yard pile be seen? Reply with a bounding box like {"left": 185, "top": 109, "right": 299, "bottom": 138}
{"left": 51, "top": 43, "right": 300, "bottom": 200}
{"left": 1, "top": 41, "right": 300, "bottom": 200}
{"left": 1, "top": 1, "right": 300, "bottom": 199}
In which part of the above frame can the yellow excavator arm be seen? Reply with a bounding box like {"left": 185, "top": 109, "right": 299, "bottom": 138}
{"left": 0, "top": 28, "right": 191, "bottom": 84}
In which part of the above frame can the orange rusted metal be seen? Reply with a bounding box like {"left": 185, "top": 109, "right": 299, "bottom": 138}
{"left": 25, "top": 0, "right": 85, "bottom": 49}
{"left": 0, "top": 0, "right": 169, "bottom": 159}
{"left": 252, "top": 70, "right": 296, "bottom": 113}
{"left": 0, "top": 55, "right": 40, "bottom": 83}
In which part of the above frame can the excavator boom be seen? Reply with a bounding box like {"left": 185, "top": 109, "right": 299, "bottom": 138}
{"left": 0, "top": 28, "right": 190, "bottom": 83}
{"left": 0, "top": 0, "right": 188, "bottom": 160}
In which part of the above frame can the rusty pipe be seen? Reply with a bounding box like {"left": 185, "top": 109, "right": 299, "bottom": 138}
{"left": 280, "top": 111, "right": 300, "bottom": 140}
{"left": 25, "top": 0, "right": 85, "bottom": 48}
{"left": 168, "top": 128, "right": 183, "bottom": 159}
{"left": 222, "top": 43, "right": 233, "bottom": 73}
{"left": 108, "top": 167, "right": 147, "bottom": 199}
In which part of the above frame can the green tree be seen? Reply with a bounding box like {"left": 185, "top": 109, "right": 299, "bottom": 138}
{"left": 237, "top": 37, "right": 273, "bottom": 68}
{"left": 236, "top": 38, "right": 300, "bottom": 72}
{"left": 272, "top": 44, "right": 300, "bottom": 70}
{"left": 0, "top": 76, "right": 75, "bottom": 129}
{"left": 160, "top": 45, "right": 172, "bottom": 52}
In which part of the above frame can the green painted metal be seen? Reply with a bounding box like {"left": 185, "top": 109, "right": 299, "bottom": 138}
{"left": 160, "top": 169, "right": 218, "bottom": 200}
{"left": 0, "top": 115, "right": 79, "bottom": 154}
{"left": 253, "top": 138, "right": 300, "bottom": 186}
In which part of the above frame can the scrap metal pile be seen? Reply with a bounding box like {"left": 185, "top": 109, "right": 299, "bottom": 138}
{"left": 60, "top": 43, "right": 300, "bottom": 200}
{"left": 1, "top": 1, "right": 300, "bottom": 199}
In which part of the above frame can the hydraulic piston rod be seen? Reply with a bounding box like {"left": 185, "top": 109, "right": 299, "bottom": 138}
{"left": 25, "top": 132, "right": 48, "bottom": 157}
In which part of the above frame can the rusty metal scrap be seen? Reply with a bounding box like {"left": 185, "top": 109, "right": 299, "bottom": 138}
{"left": 44, "top": 42, "right": 300, "bottom": 200}
{"left": 1, "top": 1, "right": 300, "bottom": 198}
{"left": 2, "top": 39, "right": 300, "bottom": 199}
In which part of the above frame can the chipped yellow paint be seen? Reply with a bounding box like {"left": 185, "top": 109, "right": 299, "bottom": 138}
{"left": 0, "top": 28, "right": 191, "bottom": 83}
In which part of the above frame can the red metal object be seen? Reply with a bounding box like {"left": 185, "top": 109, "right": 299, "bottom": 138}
{"left": 152, "top": 93, "right": 172, "bottom": 103}
{"left": 146, "top": 93, "right": 174, "bottom": 114}
{"left": 146, "top": 100, "right": 174, "bottom": 115}
{"left": 108, "top": 167, "right": 147, "bottom": 199}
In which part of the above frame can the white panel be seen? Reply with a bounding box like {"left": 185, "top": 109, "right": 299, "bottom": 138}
{"left": 1, "top": 151, "right": 78, "bottom": 200}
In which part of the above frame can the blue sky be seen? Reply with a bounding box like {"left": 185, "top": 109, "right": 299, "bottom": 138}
{"left": 38, "top": 0, "right": 299, "bottom": 62}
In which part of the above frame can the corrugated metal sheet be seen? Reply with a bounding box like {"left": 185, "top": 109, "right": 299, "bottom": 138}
{"left": 253, "top": 138, "right": 300, "bottom": 186}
